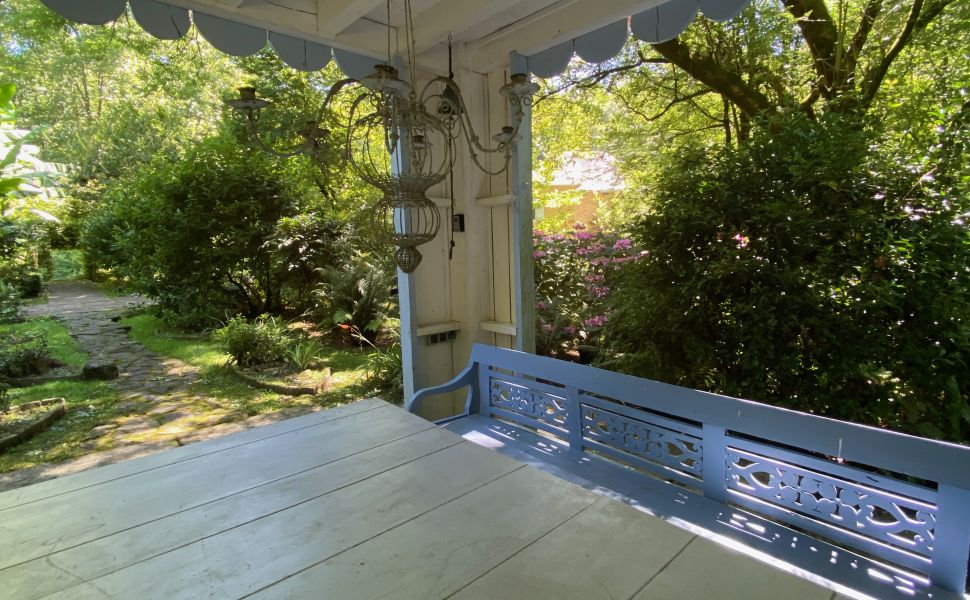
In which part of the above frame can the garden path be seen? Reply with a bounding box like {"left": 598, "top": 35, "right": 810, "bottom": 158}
{"left": 1, "top": 282, "right": 321, "bottom": 491}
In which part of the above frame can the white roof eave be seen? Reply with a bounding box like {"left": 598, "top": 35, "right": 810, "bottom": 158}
{"left": 40, "top": 0, "right": 753, "bottom": 78}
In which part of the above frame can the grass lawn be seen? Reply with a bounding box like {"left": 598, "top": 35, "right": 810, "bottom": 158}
{"left": 0, "top": 317, "right": 88, "bottom": 369}
{"left": 122, "top": 313, "right": 381, "bottom": 417}
{"left": 0, "top": 313, "right": 386, "bottom": 474}
{"left": 0, "top": 381, "right": 122, "bottom": 473}
{"left": 0, "top": 318, "right": 125, "bottom": 473}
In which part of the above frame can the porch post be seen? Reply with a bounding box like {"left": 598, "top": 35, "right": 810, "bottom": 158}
{"left": 398, "top": 267, "right": 418, "bottom": 402}
{"left": 510, "top": 51, "right": 536, "bottom": 354}
{"left": 392, "top": 103, "right": 419, "bottom": 402}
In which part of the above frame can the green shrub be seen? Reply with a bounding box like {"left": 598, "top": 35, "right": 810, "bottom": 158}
{"left": 214, "top": 314, "right": 290, "bottom": 367}
{"left": 284, "top": 338, "right": 324, "bottom": 370}
{"left": 0, "top": 382, "right": 9, "bottom": 413}
{"left": 0, "top": 217, "right": 51, "bottom": 295}
{"left": 81, "top": 133, "right": 340, "bottom": 322}
{"left": 266, "top": 213, "right": 348, "bottom": 312}
{"left": 604, "top": 112, "right": 970, "bottom": 442}
{"left": 533, "top": 225, "right": 640, "bottom": 359}
{"left": 0, "top": 280, "right": 22, "bottom": 324}
{"left": 363, "top": 341, "right": 403, "bottom": 403}
{"left": 315, "top": 253, "right": 394, "bottom": 343}
{"left": 0, "top": 333, "right": 51, "bottom": 378}
{"left": 51, "top": 249, "right": 86, "bottom": 281}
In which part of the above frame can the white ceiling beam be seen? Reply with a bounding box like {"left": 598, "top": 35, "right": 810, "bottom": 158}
{"left": 317, "top": 0, "right": 386, "bottom": 38}
{"left": 467, "top": 0, "right": 665, "bottom": 72}
{"left": 411, "top": 0, "right": 524, "bottom": 54}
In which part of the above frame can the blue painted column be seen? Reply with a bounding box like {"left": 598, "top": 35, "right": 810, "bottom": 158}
{"left": 510, "top": 52, "right": 536, "bottom": 354}
{"left": 398, "top": 266, "right": 418, "bottom": 402}
{"left": 390, "top": 73, "right": 419, "bottom": 402}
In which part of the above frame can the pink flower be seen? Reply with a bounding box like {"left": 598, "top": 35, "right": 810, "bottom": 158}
{"left": 613, "top": 238, "right": 632, "bottom": 250}
{"left": 584, "top": 315, "right": 608, "bottom": 328}
{"left": 574, "top": 232, "right": 595, "bottom": 240}
{"left": 533, "top": 250, "right": 548, "bottom": 258}
{"left": 573, "top": 223, "right": 587, "bottom": 230}
{"left": 534, "top": 229, "right": 546, "bottom": 237}
{"left": 591, "top": 286, "right": 610, "bottom": 298}
{"left": 535, "top": 301, "right": 549, "bottom": 310}
{"left": 585, "top": 274, "right": 605, "bottom": 283}
{"left": 563, "top": 326, "right": 577, "bottom": 335}
{"left": 733, "top": 233, "right": 749, "bottom": 249}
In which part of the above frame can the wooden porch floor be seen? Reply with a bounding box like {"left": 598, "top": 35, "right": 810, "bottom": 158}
{"left": 0, "top": 399, "right": 847, "bottom": 599}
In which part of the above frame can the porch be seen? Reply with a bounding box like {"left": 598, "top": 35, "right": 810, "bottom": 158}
{"left": 0, "top": 398, "right": 840, "bottom": 599}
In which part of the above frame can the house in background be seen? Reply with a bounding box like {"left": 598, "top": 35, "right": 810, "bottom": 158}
{"left": 534, "top": 151, "right": 624, "bottom": 229}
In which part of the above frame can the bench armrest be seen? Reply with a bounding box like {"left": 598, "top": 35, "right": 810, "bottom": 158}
{"left": 406, "top": 363, "right": 479, "bottom": 418}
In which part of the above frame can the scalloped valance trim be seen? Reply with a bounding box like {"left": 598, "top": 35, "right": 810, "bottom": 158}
{"left": 40, "top": 0, "right": 753, "bottom": 80}
{"left": 39, "top": 0, "right": 380, "bottom": 78}
{"left": 526, "top": 0, "right": 752, "bottom": 78}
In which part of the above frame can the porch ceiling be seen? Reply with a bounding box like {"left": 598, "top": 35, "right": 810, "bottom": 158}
{"left": 167, "top": 0, "right": 670, "bottom": 70}
{"left": 43, "top": 0, "right": 751, "bottom": 75}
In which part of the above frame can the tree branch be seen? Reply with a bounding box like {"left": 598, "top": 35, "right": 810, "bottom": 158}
{"left": 534, "top": 53, "right": 668, "bottom": 104}
{"left": 651, "top": 38, "right": 774, "bottom": 117}
{"left": 610, "top": 87, "right": 715, "bottom": 124}
{"left": 781, "top": 0, "right": 840, "bottom": 95}
{"left": 858, "top": 0, "right": 953, "bottom": 108}
{"left": 845, "top": 0, "right": 883, "bottom": 80}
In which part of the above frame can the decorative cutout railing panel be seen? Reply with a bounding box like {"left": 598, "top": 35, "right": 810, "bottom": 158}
{"left": 726, "top": 446, "right": 938, "bottom": 561}
{"left": 489, "top": 377, "right": 568, "bottom": 431}
{"left": 581, "top": 404, "right": 703, "bottom": 481}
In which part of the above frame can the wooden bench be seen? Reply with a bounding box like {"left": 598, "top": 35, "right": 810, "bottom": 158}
{"left": 407, "top": 344, "right": 970, "bottom": 600}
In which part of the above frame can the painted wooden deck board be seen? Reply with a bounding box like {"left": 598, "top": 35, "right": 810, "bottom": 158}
{"left": 0, "top": 398, "right": 387, "bottom": 511}
{"left": 2, "top": 427, "right": 462, "bottom": 599}
{"left": 449, "top": 496, "right": 695, "bottom": 600}
{"left": 632, "top": 536, "right": 833, "bottom": 600}
{"left": 0, "top": 403, "right": 427, "bottom": 570}
{"left": 0, "top": 400, "right": 836, "bottom": 600}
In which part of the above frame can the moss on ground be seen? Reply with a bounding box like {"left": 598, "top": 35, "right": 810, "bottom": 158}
{"left": 0, "top": 380, "right": 122, "bottom": 472}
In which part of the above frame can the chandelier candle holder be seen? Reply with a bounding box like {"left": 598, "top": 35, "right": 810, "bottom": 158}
{"left": 227, "top": 0, "right": 539, "bottom": 272}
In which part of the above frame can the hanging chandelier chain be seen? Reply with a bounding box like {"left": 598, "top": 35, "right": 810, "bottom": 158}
{"left": 227, "top": 2, "right": 539, "bottom": 272}
{"left": 385, "top": 0, "right": 392, "bottom": 65}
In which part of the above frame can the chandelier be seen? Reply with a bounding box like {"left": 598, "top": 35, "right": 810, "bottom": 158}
{"left": 227, "top": 0, "right": 539, "bottom": 272}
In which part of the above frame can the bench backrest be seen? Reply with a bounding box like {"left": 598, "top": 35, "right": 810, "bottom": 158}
{"left": 464, "top": 343, "right": 970, "bottom": 593}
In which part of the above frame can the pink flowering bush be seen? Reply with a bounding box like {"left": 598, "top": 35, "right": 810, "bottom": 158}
{"left": 533, "top": 223, "right": 642, "bottom": 360}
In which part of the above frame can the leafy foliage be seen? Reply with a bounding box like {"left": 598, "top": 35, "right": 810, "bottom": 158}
{"left": 357, "top": 328, "right": 404, "bottom": 403}
{"left": 214, "top": 314, "right": 290, "bottom": 367}
{"left": 283, "top": 338, "right": 325, "bottom": 371}
{"left": 603, "top": 112, "right": 970, "bottom": 442}
{"left": 265, "top": 212, "right": 348, "bottom": 310}
{"left": 82, "top": 133, "right": 331, "bottom": 326}
{"left": 0, "top": 279, "right": 22, "bottom": 324}
{"left": 533, "top": 225, "right": 641, "bottom": 358}
{"left": 315, "top": 253, "right": 395, "bottom": 343}
{"left": 0, "top": 81, "right": 57, "bottom": 297}
{"left": 0, "top": 331, "right": 51, "bottom": 378}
